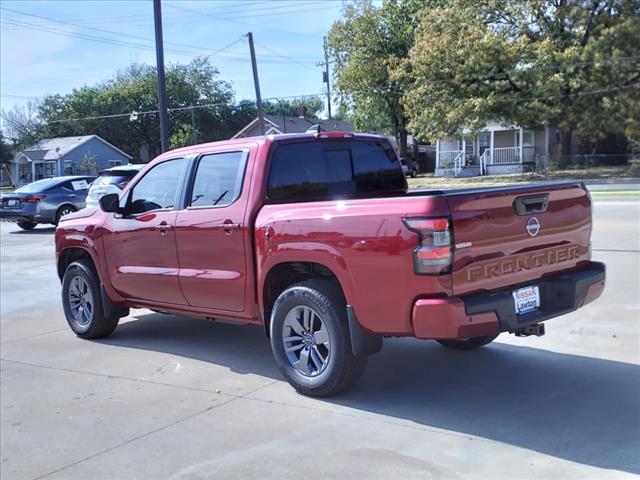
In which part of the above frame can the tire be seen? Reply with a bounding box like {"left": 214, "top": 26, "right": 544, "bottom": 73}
{"left": 17, "top": 221, "right": 37, "bottom": 230}
{"left": 411, "top": 168, "right": 418, "bottom": 178}
{"left": 55, "top": 205, "right": 76, "bottom": 225}
{"left": 269, "top": 280, "right": 368, "bottom": 397}
{"left": 437, "top": 334, "right": 499, "bottom": 350}
{"left": 61, "top": 259, "right": 120, "bottom": 339}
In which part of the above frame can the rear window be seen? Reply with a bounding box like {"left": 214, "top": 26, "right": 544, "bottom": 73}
{"left": 15, "top": 178, "right": 60, "bottom": 193}
{"left": 93, "top": 174, "right": 133, "bottom": 187}
{"left": 267, "top": 140, "right": 404, "bottom": 201}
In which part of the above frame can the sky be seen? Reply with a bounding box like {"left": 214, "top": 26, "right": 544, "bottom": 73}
{"left": 0, "top": 0, "right": 349, "bottom": 119}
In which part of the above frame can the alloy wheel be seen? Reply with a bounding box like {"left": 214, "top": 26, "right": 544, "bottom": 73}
{"left": 282, "top": 305, "right": 331, "bottom": 377}
{"left": 68, "top": 275, "right": 94, "bottom": 326}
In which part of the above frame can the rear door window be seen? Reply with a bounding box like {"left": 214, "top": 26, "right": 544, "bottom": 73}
{"left": 267, "top": 139, "right": 404, "bottom": 201}
{"left": 189, "top": 151, "right": 246, "bottom": 208}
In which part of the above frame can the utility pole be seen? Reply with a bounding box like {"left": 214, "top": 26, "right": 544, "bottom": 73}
{"left": 153, "top": 0, "right": 169, "bottom": 153}
{"left": 322, "top": 35, "right": 332, "bottom": 119}
{"left": 190, "top": 107, "right": 197, "bottom": 144}
{"left": 247, "top": 32, "right": 265, "bottom": 135}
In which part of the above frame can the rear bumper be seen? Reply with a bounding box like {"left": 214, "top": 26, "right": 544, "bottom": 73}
{"left": 0, "top": 211, "right": 35, "bottom": 223}
{"left": 412, "top": 261, "right": 606, "bottom": 339}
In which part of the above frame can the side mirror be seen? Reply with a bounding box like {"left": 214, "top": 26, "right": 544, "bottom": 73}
{"left": 99, "top": 193, "right": 121, "bottom": 213}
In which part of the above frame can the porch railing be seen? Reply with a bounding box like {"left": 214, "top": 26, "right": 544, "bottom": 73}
{"left": 454, "top": 151, "right": 464, "bottom": 176}
{"left": 479, "top": 150, "right": 490, "bottom": 175}
{"left": 438, "top": 150, "right": 462, "bottom": 169}
{"left": 490, "top": 146, "right": 536, "bottom": 165}
{"left": 491, "top": 147, "right": 519, "bottom": 164}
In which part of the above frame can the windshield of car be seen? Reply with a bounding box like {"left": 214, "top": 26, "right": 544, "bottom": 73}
{"left": 15, "top": 178, "right": 61, "bottom": 193}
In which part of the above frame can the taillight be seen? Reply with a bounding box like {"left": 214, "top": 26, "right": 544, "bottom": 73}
{"left": 23, "top": 195, "right": 45, "bottom": 203}
{"left": 403, "top": 217, "right": 452, "bottom": 275}
{"left": 315, "top": 131, "right": 354, "bottom": 139}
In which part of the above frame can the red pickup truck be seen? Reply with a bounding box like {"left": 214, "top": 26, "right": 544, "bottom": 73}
{"left": 55, "top": 132, "right": 605, "bottom": 396}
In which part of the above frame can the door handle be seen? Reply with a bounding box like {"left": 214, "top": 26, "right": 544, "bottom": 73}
{"left": 155, "top": 221, "right": 174, "bottom": 235}
{"left": 217, "top": 220, "right": 241, "bottom": 234}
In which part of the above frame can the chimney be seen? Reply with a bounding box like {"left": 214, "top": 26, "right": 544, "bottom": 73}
{"left": 298, "top": 105, "right": 307, "bottom": 118}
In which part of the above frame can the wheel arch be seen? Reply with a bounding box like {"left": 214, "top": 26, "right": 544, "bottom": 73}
{"left": 57, "top": 246, "right": 97, "bottom": 281}
{"left": 261, "top": 261, "right": 353, "bottom": 338}
{"left": 55, "top": 203, "right": 77, "bottom": 223}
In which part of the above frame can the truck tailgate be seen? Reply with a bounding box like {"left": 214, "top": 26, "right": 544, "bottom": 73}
{"left": 446, "top": 182, "right": 592, "bottom": 296}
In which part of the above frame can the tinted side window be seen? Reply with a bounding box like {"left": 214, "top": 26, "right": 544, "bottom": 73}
{"left": 129, "top": 159, "right": 184, "bottom": 214}
{"left": 189, "top": 152, "right": 246, "bottom": 208}
{"left": 267, "top": 140, "right": 403, "bottom": 201}
{"left": 351, "top": 141, "right": 404, "bottom": 192}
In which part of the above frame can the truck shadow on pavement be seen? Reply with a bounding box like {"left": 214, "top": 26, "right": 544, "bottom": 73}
{"left": 8, "top": 227, "right": 56, "bottom": 235}
{"left": 105, "top": 312, "right": 639, "bottom": 475}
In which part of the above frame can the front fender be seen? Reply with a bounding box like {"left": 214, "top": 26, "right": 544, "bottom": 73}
{"left": 55, "top": 224, "right": 124, "bottom": 304}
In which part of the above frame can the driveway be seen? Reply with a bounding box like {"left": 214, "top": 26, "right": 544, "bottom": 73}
{"left": 1, "top": 198, "right": 639, "bottom": 479}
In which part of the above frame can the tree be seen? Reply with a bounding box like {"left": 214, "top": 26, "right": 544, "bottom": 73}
{"left": 328, "top": 0, "right": 433, "bottom": 156}
{"left": 1, "top": 102, "right": 41, "bottom": 153}
{"left": 0, "top": 130, "right": 15, "bottom": 165}
{"left": 396, "top": 0, "right": 640, "bottom": 156}
{"left": 76, "top": 153, "right": 99, "bottom": 175}
{"left": 263, "top": 96, "right": 324, "bottom": 117}
{"left": 231, "top": 97, "right": 325, "bottom": 120}
{"left": 3, "top": 58, "right": 239, "bottom": 161}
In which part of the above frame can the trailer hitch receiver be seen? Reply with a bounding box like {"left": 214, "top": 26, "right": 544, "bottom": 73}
{"left": 515, "top": 323, "right": 545, "bottom": 337}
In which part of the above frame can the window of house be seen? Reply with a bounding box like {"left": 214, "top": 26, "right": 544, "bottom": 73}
{"left": 128, "top": 158, "right": 185, "bottom": 214}
{"left": 64, "top": 160, "right": 74, "bottom": 175}
{"left": 189, "top": 151, "right": 246, "bottom": 208}
{"left": 109, "top": 160, "right": 122, "bottom": 167}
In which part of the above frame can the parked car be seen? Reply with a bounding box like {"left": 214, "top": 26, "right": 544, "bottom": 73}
{"left": 1, "top": 176, "right": 95, "bottom": 230}
{"left": 85, "top": 164, "right": 143, "bottom": 208}
{"left": 400, "top": 157, "right": 418, "bottom": 177}
{"left": 55, "top": 132, "right": 605, "bottom": 396}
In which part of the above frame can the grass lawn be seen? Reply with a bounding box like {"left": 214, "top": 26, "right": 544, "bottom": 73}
{"left": 408, "top": 165, "right": 638, "bottom": 189}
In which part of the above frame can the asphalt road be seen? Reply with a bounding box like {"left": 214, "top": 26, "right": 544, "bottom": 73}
{"left": 1, "top": 198, "right": 639, "bottom": 480}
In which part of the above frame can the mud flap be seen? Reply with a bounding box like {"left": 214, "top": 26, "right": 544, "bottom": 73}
{"left": 101, "top": 284, "right": 129, "bottom": 319}
{"left": 347, "top": 305, "right": 382, "bottom": 356}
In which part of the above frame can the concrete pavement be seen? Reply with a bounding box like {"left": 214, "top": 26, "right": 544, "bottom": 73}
{"left": 1, "top": 198, "right": 639, "bottom": 479}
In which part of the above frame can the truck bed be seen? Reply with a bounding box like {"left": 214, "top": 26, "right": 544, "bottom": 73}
{"left": 256, "top": 181, "right": 592, "bottom": 335}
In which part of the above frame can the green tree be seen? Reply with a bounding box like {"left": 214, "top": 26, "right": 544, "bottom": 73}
{"left": 1, "top": 102, "right": 41, "bottom": 152}
{"left": 328, "top": 0, "right": 433, "bottom": 156}
{"left": 263, "top": 96, "right": 324, "bottom": 117}
{"left": 396, "top": 0, "right": 640, "bottom": 155}
{"left": 3, "top": 58, "right": 239, "bottom": 160}
{"left": 233, "top": 97, "right": 325, "bottom": 120}
{"left": 76, "top": 153, "right": 98, "bottom": 175}
{"left": 0, "top": 130, "right": 15, "bottom": 165}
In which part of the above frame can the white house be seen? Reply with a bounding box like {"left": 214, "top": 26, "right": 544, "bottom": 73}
{"left": 435, "top": 122, "right": 553, "bottom": 177}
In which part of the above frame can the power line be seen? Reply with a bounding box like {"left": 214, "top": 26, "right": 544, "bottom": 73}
{"left": 164, "top": 3, "right": 326, "bottom": 39}
{"left": 253, "top": 40, "right": 319, "bottom": 72}
{"left": 0, "top": 17, "right": 201, "bottom": 57}
{"left": 201, "top": 37, "right": 247, "bottom": 60}
{"left": 0, "top": 93, "right": 43, "bottom": 99}
{"left": 29, "top": 83, "right": 639, "bottom": 126}
{"left": 0, "top": 15, "right": 317, "bottom": 64}
{"left": 43, "top": 1, "right": 319, "bottom": 28}
{"left": 0, "top": 6, "right": 215, "bottom": 54}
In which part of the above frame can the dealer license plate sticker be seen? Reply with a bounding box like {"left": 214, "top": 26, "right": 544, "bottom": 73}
{"left": 6, "top": 200, "right": 17, "bottom": 207}
{"left": 513, "top": 285, "right": 540, "bottom": 315}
